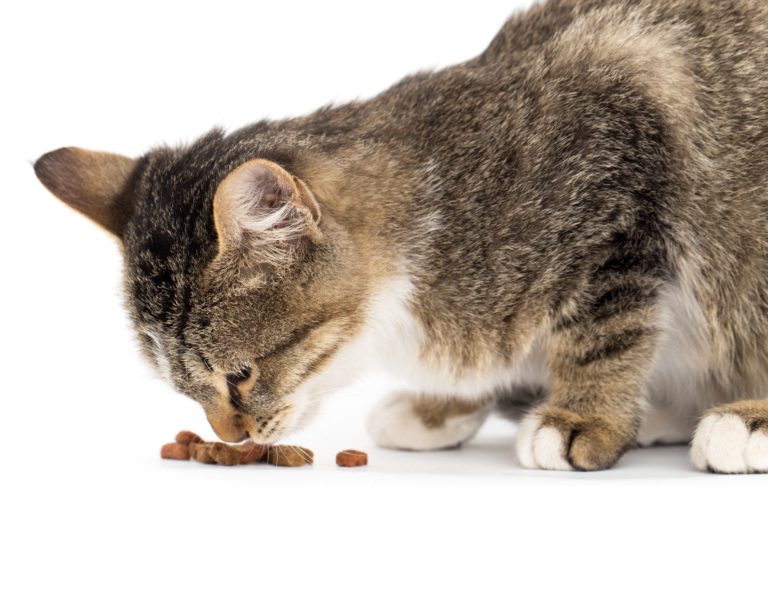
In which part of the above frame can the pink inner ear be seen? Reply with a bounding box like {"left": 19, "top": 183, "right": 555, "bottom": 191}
{"left": 233, "top": 166, "right": 294, "bottom": 221}
{"left": 237, "top": 164, "right": 293, "bottom": 211}
{"left": 260, "top": 192, "right": 280, "bottom": 208}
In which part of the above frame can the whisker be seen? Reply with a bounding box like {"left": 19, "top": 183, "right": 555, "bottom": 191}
{"left": 295, "top": 446, "right": 312, "bottom": 463}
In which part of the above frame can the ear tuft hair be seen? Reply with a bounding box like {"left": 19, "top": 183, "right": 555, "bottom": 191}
{"left": 213, "top": 159, "right": 321, "bottom": 265}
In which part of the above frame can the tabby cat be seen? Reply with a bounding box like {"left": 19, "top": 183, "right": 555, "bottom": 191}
{"left": 35, "top": 0, "right": 768, "bottom": 472}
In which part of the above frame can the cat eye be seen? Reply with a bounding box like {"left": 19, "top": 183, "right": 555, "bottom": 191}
{"left": 200, "top": 356, "right": 251, "bottom": 383}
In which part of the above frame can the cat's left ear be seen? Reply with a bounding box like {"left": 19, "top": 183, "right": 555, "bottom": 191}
{"left": 213, "top": 158, "right": 322, "bottom": 259}
{"left": 34, "top": 147, "right": 139, "bottom": 238}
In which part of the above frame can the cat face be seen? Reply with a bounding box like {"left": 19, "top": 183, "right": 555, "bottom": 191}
{"left": 35, "top": 133, "right": 367, "bottom": 443}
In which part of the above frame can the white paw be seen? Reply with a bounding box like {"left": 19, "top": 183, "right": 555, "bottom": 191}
{"left": 691, "top": 413, "right": 768, "bottom": 474}
{"left": 366, "top": 393, "right": 489, "bottom": 451}
{"left": 516, "top": 413, "right": 573, "bottom": 471}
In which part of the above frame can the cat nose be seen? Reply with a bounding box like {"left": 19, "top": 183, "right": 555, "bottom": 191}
{"left": 204, "top": 408, "right": 249, "bottom": 443}
{"left": 209, "top": 421, "right": 248, "bottom": 443}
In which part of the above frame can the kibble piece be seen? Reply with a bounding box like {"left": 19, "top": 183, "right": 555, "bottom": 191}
{"left": 188, "top": 442, "right": 216, "bottom": 464}
{"left": 266, "top": 445, "right": 314, "bottom": 467}
{"left": 207, "top": 442, "right": 246, "bottom": 466}
{"left": 336, "top": 449, "right": 368, "bottom": 467}
{"left": 175, "top": 430, "right": 204, "bottom": 445}
{"left": 238, "top": 441, "right": 269, "bottom": 464}
{"left": 161, "top": 442, "right": 191, "bottom": 461}
{"left": 189, "top": 442, "right": 244, "bottom": 466}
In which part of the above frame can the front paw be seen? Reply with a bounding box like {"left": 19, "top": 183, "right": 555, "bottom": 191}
{"left": 691, "top": 410, "right": 768, "bottom": 474}
{"left": 516, "top": 408, "right": 633, "bottom": 471}
{"left": 367, "top": 392, "right": 489, "bottom": 451}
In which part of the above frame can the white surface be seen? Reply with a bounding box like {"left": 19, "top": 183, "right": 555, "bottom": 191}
{"left": 2, "top": 1, "right": 766, "bottom": 589}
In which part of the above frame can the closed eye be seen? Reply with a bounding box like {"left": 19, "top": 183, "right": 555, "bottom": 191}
{"left": 201, "top": 355, "right": 215, "bottom": 372}
{"left": 197, "top": 317, "right": 337, "bottom": 379}
{"left": 200, "top": 355, "right": 251, "bottom": 383}
{"left": 253, "top": 316, "right": 337, "bottom": 362}
{"left": 226, "top": 366, "right": 252, "bottom": 384}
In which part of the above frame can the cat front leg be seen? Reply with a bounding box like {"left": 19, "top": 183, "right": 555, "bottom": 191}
{"left": 367, "top": 392, "right": 494, "bottom": 451}
{"left": 517, "top": 280, "right": 661, "bottom": 471}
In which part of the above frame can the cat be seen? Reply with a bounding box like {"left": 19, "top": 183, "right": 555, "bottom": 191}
{"left": 34, "top": 0, "right": 768, "bottom": 473}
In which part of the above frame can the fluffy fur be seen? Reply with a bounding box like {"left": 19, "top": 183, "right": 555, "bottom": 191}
{"left": 35, "top": 0, "right": 768, "bottom": 472}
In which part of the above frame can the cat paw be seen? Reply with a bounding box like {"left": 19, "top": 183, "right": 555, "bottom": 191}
{"left": 691, "top": 412, "right": 768, "bottom": 474}
{"left": 516, "top": 408, "right": 631, "bottom": 471}
{"left": 366, "top": 392, "right": 489, "bottom": 451}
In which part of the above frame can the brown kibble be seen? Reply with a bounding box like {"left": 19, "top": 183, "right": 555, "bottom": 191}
{"left": 189, "top": 442, "right": 244, "bottom": 466}
{"left": 238, "top": 441, "right": 269, "bottom": 464}
{"left": 161, "top": 442, "right": 191, "bottom": 461}
{"left": 336, "top": 449, "right": 368, "bottom": 467}
{"left": 207, "top": 442, "right": 245, "bottom": 466}
{"left": 266, "top": 445, "right": 314, "bottom": 467}
{"left": 165, "top": 431, "right": 314, "bottom": 467}
{"left": 188, "top": 442, "right": 216, "bottom": 464}
{"left": 175, "top": 430, "right": 204, "bottom": 445}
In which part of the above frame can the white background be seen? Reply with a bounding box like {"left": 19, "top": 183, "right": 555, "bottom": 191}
{"left": 2, "top": 1, "right": 765, "bottom": 588}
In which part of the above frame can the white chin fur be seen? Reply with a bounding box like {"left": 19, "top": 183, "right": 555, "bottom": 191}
{"left": 516, "top": 413, "right": 573, "bottom": 471}
{"left": 691, "top": 413, "right": 768, "bottom": 474}
{"left": 366, "top": 393, "right": 488, "bottom": 451}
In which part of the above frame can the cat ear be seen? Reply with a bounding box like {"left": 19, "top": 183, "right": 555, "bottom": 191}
{"left": 213, "top": 158, "right": 322, "bottom": 259}
{"left": 34, "top": 147, "right": 138, "bottom": 238}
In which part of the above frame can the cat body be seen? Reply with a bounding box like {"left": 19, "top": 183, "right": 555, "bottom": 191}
{"left": 36, "top": 0, "right": 768, "bottom": 472}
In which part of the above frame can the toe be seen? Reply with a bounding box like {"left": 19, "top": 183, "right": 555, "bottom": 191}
{"left": 691, "top": 414, "right": 719, "bottom": 471}
{"left": 746, "top": 429, "right": 768, "bottom": 473}
{"left": 515, "top": 413, "right": 540, "bottom": 469}
{"left": 691, "top": 413, "right": 754, "bottom": 473}
{"left": 532, "top": 426, "right": 572, "bottom": 471}
{"left": 704, "top": 414, "right": 749, "bottom": 473}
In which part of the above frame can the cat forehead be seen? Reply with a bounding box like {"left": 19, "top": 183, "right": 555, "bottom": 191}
{"left": 123, "top": 149, "right": 220, "bottom": 296}
{"left": 124, "top": 208, "right": 215, "bottom": 329}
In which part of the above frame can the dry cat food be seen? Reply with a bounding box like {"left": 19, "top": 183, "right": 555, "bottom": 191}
{"left": 162, "top": 431, "right": 365, "bottom": 468}
{"left": 335, "top": 449, "right": 368, "bottom": 467}
{"left": 160, "top": 431, "right": 313, "bottom": 467}
{"left": 161, "top": 442, "right": 191, "bottom": 461}
{"left": 175, "top": 430, "right": 204, "bottom": 445}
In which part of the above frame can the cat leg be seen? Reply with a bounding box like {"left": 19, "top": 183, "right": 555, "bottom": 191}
{"left": 367, "top": 392, "right": 494, "bottom": 451}
{"left": 517, "top": 279, "right": 660, "bottom": 471}
{"left": 690, "top": 400, "right": 768, "bottom": 473}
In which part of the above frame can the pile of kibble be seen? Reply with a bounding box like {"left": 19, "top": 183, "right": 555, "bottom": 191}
{"left": 161, "top": 431, "right": 367, "bottom": 468}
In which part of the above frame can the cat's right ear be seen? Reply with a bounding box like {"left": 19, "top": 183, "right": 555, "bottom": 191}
{"left": 34, "top": 147, "right": 138, "bottom": 238}
{"left": 212, "top": 158, "right": 322, "bottom": 264}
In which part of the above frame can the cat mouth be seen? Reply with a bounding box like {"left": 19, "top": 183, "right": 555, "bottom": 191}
{"left": 245, "top": 405, "right": 296, "bottom": 444}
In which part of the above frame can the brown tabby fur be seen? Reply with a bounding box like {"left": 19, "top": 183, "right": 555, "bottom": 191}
{"left": 34, "top": 0, "right": 768, "bottom": 471}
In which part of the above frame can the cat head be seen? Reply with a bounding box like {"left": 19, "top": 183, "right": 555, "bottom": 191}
{"left": 34, "top": 131, "right": 371, "bottom": 442}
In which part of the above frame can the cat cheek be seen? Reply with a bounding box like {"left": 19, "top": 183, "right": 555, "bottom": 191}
{"left": 154, "top": 354, "right": 174, "bottom": 383}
